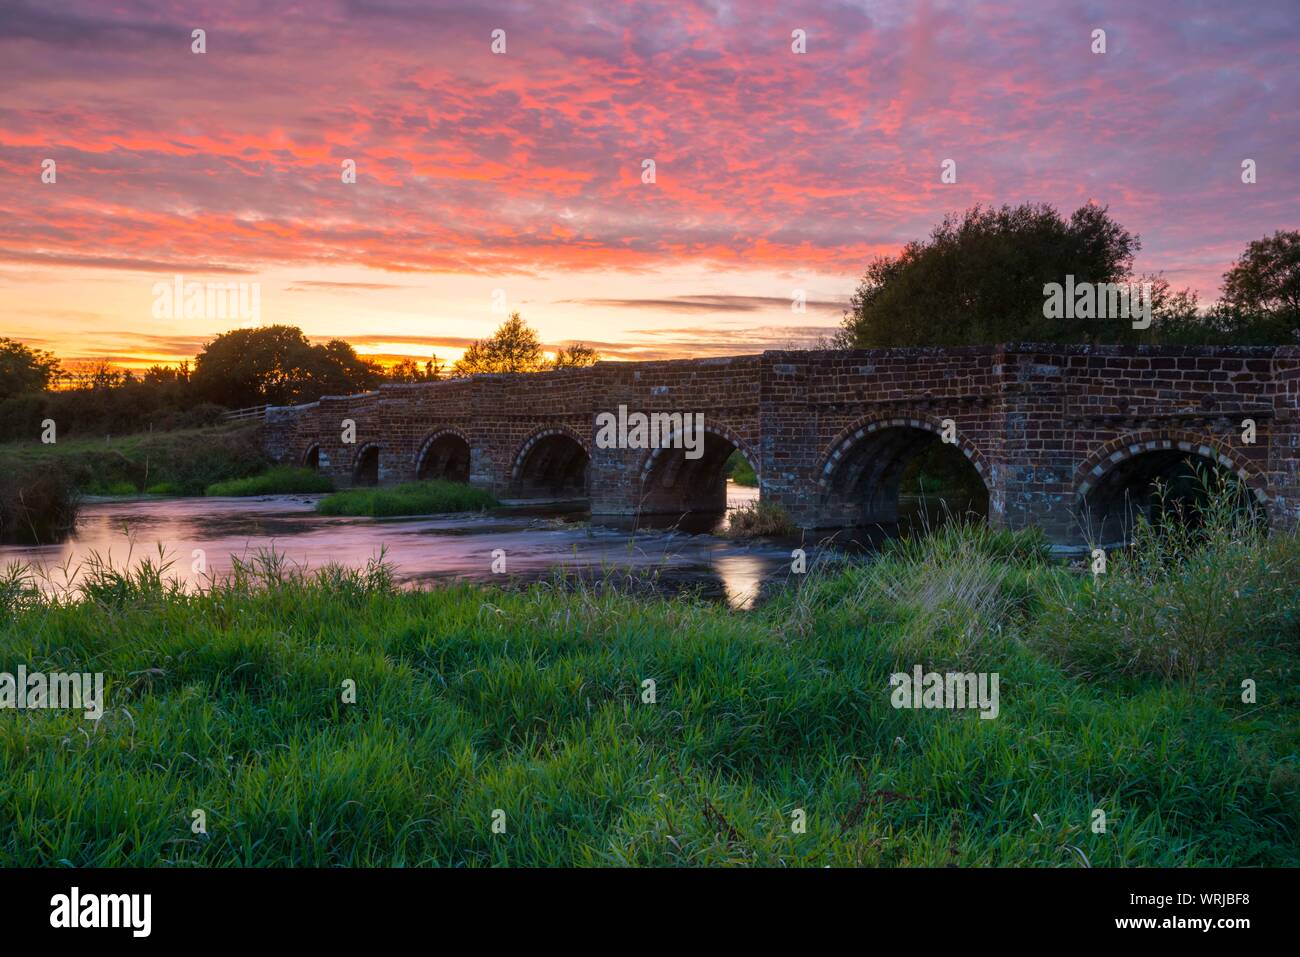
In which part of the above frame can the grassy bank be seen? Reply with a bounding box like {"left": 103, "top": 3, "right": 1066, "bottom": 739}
{"left": 207, "top": 466, "right": 334, "bottom": 497}
{"left": 0, "top": 498, "right": 1295, "bottom": 866}
{"left": 0, "top": 424, "right": 267, "bottom": 497}
{"left": 316, "top": 479, "right": 498, "bottom": 517}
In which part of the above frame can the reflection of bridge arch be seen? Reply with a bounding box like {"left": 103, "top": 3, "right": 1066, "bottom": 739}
{"left": 510, "top": 426, "right": 590, "bottom": 498}
{"left": 815, "top": 414, "right": 989, "bottom": 525}
{"left": 638, "top": 422, "right": 757, "bottom": 514}
{"left": 414, "top": 428, "right": 471, "bottom": 482}
{"left": 1074, "top": 430, "right": 1267, "bottom": 542}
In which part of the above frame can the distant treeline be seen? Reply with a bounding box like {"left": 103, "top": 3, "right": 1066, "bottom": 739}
{"left": 0, "top": 315, "right": 598, "bottom": 443}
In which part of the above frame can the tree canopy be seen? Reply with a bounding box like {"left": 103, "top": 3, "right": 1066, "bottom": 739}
{"left": 191, "top": 325, "right": 382, "bottom": 406}
{"left": 837, "top": 204, "right": 1298, "bottom": 348}
{"left": 0, "top": 338, "right": 61, "bottom": 399}
{"left": 452, "top": 314, "right": 599, "bottom": 375}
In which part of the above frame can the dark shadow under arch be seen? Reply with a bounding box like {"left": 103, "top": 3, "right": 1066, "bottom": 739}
{"left": 1077, "top": 439, "right": 1266, "bottom": 544}
{"left": 817, "top": 418, "right": 988, "bottom": 528}
{"left": 352, "top": 443, "right": 380, "bottom": 487}
{"left": 510, "top": 429, "right": 589, "bottom": 498}
{"left": 638, "top": 427, "right": 756, "bottom": 516}
{"left": 416, "top": 431, "right": 471, "bottom": 482}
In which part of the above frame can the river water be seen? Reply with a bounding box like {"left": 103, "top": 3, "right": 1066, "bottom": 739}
{"left": 0, "top": 483, "right": 818, "bottom": 610}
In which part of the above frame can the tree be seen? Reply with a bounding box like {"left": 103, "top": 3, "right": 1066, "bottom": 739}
{"left": 1221, "top": 230, "right": 1300, "bottom": 321}
{"left": 0, "top": 337, "right": 61, "bottom": 398}
{"left": 551, "top": 342, "right": 599, "bottom": 369}
{"left": 310, "top": 339, "right": 385, "bottom": 397}
{"left": 192, "top": 325, "right": 381, "bottom": 407}
{"left": 1146, "top": 231, "right": 1300, "bottom": 346}
{"left": 386, "top": 354, "right": 445, "bottom": 383}
{"left": 840, "top": 203, "right": 1156, "bottom": 347}
{"left": 453, "top": 314, "right": 544, "bottom": 375}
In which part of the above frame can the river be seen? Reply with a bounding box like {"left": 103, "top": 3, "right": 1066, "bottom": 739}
{"left": 0, "top": 483, "right": 821, "bottom": 610}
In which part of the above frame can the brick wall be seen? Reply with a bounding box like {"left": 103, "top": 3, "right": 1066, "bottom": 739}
{"left": 259, "top": 344, "right": 1300, "bottom": 548}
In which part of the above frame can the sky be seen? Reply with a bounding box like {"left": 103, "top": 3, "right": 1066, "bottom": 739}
{"left": 1, "top": 0, "right": 1297, "bottom": 371}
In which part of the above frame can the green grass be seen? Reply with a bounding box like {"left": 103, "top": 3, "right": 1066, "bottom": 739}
{"left": 316, "top": 479, "right": 497, "bottom": 517}
{"left": 0, "top": 501, "right": 1295, "bottom": 867}
{"left": 145, "top": 482, "right": 184, "bottom": 496}
{"left": 88, "top": 480, "right": 139, "bottom": 497}
{"left": 207, "top": 466, "right": 334, "bottom": 497}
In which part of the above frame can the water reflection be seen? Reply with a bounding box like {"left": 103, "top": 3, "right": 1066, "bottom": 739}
{"left": 0, "top": 485, "right": 794, "bottom": 610}
{"left": 0, "top": 483, "right": 986, "bottom": 610}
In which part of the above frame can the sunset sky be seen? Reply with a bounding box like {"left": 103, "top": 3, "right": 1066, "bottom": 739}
{"left": 1, "top": 0, "right": 1298, "bottom": 371}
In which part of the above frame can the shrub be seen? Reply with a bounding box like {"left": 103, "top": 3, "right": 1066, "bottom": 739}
{"left": 207, "top": 466, "right": 333, "bottom": 496}
{"left": 857, "top": 524, "right": 1053, "bottom": 666}
{"left": 133, "top": 426, "right": 267, "bottom": 493}
{"left": 0, "top": 463, "right": 80, "bottom": 544}
{"left": 1034, "top": 478, "right": 1299, "bottom": 682}
{"left": 316, "top": 480, "right": 498, "bottom": 517}
{"left": 726, "top": 500, "right": 795, "bottom": 538}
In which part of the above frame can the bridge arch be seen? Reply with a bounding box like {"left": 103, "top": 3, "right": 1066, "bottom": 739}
{"left": 301, "top": 443, "right": 321, "bottom": 470}
{"left": 510, "top": 426, "right": 590, "bottom": 499}
{"left": 351, "top": 442, "right": 382, "bottom": 487}
{"left": 638, "top": 422, "right": 758, "bottom": 515}
{"left": 1074, "top": 430, "right": 1267, "bottom": 543}
{"left": 815, "top": 414, "right": 989, "bottom": 526}
{"left": 414, "top": 428, "right": 471, "bottom": 482}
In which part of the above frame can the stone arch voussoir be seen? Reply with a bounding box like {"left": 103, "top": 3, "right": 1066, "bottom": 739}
{"left": 815, "top": 414, "right": 988, "bottom": 492}
{"left": 1074, "top": 430, "right": 1268, "bottom": 505}
{"left": 413, "top": 427, "right": 472, "bottom": 468}
{"left": 638, "top": 421, "right": 758, "bottom": 484}
{"left": 510, "top": 426, "right": 591, "bottom": 482}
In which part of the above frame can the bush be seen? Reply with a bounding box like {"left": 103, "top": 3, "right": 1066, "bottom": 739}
{"left": 1034, "top": 479, "right": 1298, "bottom": 681}
{"left": 132, "top": 427, "right": 267, "bottom": 493}
{"left": 0, "top": 463, "right": 80, "bottom": 544}
{"left": 316, "top": 480, "right": 498, "bottom": 517}
{"left": 207, "top": 466, "right": 334, "bottom": 497}
{"left": 726, "top": 500, "right": 795, "bottom": 538}
{"left": 883, "top": 522, "right": 1050, "bottom": 567}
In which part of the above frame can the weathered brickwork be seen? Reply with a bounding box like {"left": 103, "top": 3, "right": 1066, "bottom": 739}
{"left": 260, "top": 344, "right": 1300, "bottom": 548}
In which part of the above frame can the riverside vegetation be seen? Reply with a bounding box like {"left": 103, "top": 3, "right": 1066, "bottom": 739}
{"left": 0, "top": 424, "right": 269, "bottom": 544}
{"left": 0, "top": 484, "right": 1294, "bottom": 867}
{"left": 0, "top": 426, "right": 506, "bottom": 545}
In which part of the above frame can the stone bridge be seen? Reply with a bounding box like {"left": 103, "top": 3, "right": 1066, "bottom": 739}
{"left": 259, "top": 344, "right": 1300, "bottom": 549}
